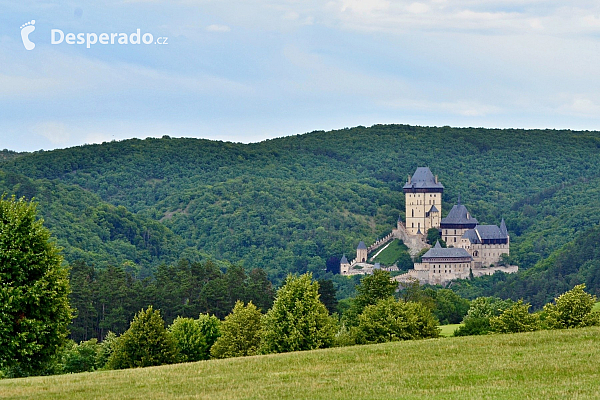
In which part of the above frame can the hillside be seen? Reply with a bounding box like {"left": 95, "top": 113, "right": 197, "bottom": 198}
{"left": 1, "top": 125, "right": 600, "bottom": 292}
{"left": 2, "top": 327, "right": 599, "bottom": 399}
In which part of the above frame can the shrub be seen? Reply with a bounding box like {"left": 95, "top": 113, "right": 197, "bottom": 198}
{"left": 354, "top": 297, "right": 440, "bottom": 344}
{"left": 490, "top": 300, "right": 541, "bottom": 333}
{"left": 61, "top": 339, "right": 102, "bottom": 373}
{"left": 543, "top": 284, "right": 600, "bottom": 329}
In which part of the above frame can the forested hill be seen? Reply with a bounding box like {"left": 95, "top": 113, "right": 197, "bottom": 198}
{"left": 1, "top": 125, "right": 600, "bottom": 292}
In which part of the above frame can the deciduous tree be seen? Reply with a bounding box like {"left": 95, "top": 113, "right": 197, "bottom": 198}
{"left": 0, "top": 196, "right": 72, "bottom": 376}
{"left": 169, "top": 317, "right": 207, "bottom": 362}
{"left": 354, "top": 297, "right": 439, "bottom": 344}
{"left": 490, "top": 300, "right": 540, "bottom": 333}
{"left": 211, "top": 301, "right": 262, "bottom": 358}
{"left": 261, "top": 273, "right": 336, "bottom": 354}
{"left": 543, "top": 284, "right": 600, "bottom": 329}
{"left": 107, "top": 306, "right": 177, "bottom": 369}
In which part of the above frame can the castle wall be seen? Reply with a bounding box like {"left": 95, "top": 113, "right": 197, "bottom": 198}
{"left": 459, "top": 240, "right": 509, "bottom": 267}
{"left": 401, "top": 260, "right": 471, "bottom": 285}
{"left": 442, "top": 228, "right": 469, "bottom": 246}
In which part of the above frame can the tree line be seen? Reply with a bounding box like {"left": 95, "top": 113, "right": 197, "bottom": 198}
{"left": 68, "top": 260, "right": 275, "bottom": 343}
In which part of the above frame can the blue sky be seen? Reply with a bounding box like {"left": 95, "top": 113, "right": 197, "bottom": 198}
{"left": 2, "top": 0, "right": 600, "bottom": 152}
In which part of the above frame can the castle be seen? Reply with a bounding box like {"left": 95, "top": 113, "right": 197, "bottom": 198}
{"left": 340, "top": 167, "right": 518, "bottom": 285}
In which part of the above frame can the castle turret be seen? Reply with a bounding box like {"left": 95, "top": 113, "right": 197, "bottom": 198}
{"left": 403, "top": 167, "right": 444, "bottom": 235}
{"left": 340, "top": 254, "right": 350, "bottom": 275}
{"left": 356, "top": 241, "right": 367, "bottom": 263}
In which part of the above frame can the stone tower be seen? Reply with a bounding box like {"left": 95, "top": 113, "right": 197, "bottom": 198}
{"left": 339, "top": 254, "right": 350, "bottom": 274}
{"left": 356, "top": 241, "right": 367, "bottom": 263}
{"left": 403, "top": 167, "right": 444, "bottom": 236}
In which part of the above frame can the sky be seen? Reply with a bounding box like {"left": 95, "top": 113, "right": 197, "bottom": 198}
{"left": 1, "top": 0, "right": 600, "bottom": 152}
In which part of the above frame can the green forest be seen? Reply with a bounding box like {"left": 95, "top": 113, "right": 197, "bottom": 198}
{"left": 2, "top": 125, "right": 600, "bottom": 308}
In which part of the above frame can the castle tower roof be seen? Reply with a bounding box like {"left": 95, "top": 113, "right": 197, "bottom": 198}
{"left": 422, "top": 243, "right": 472, "bottom": 260}
{"left": 441, "top": 203, "right": 478, "bottom": 227}
{"left": 357, "top": 241, "right": 367, "bottom": 250}
{"left": 500, "top": 218, "right": 508, "bottom": 236}
{"left": 340, "top": 254, "right": 349, "bottom": 265}
{"left": 403, "top": 167, "right": 444, "bottom": 192}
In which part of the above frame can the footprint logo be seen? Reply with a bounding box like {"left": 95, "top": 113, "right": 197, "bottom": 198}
{"left": 20, "top": 20, "right": 36, "bottom": 50}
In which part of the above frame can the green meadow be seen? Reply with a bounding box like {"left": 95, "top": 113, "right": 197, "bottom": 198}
{"left": 439, "top": 324, "right": 463, "bottom": 337}
{"left": 2, "top": 327, "right": 600, "bottom": 400}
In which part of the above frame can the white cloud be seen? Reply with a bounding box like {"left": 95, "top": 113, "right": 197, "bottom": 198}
{"left": 31, "top": 121, "right": 70, "bottom": 145}
{"left": 559, "top": 98, "right": 600, "bottom": 117}
{"left": 205, "top": 24, "right": 231, "bottom": 32}
{"left": 407, "top": 3, "right": 430, "bottom": 14}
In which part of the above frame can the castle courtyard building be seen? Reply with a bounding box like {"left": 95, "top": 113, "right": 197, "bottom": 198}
{"left": 411, "top": 241, "right": 473, "bottom": 285}
{"left": 440, "top": 199, "right": 478, "bottom": 246}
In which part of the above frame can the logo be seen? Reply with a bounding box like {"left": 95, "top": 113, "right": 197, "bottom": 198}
{"left": 20, "top": 20, "right": 36, "bottom": 50}
{"left": 19, "top": 20, "right": 168, "bottom": 50}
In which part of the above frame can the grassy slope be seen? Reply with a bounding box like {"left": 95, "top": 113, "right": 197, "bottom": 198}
{"left": 3, "top": 328, "right": 600, "bottom": 400}
{"left": 371, "top": 239, "right": 408, "bottom": 265}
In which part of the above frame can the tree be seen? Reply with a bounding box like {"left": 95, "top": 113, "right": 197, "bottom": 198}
{"left": 354, "top": 297, "right": 440, "bottom": 344}
{"left": 426, "top": 228, "right": 446, "bottom": 247}
{"left": 543, "top": 284, "right": 600, "bottom": 329}
{"left": 68, "top": 261, "right": 97, "bottom": 343}
{"left": 107, "top": 306, "right": 177, "bottom": 369}
{"left": 169, "top": 317, "right": 208, "bottom": 363}
{"left": 355, "top": 270, "right": 398, "bottom": 309}
{"left": 197, "top": 314, "right": 221, "bottom": 352}
{"left": 246, "top": 268, "right": 275, "bottom": 312}
{"left": 61, "top": 338, "right": 102, "bottom": 374}
{"left": 0, "top": 196, "right": 72, "bottom": 376}
{"left": 398, "top": 279, "right": 435, "bottom": 310}
{"left": 490, "top": 300, "right": 541, "bottom": 333}
{"left": 432, "top": 289, "right": 470, "bottom": 325}
{"left": 343, "top": 270, "right": 399, "bottom": 327}
{"left": 96, "top": 331, "right": 118, "bottom": 369}
{"left": 211, "top": 301, "right": 262, "bottom": 359}
{"left": 455, "top": 297, "right": 515, "bottom": 336}
{"left": 260, "top": 273, "right": 337, "bottom": 354}
{"left": 318, "top": 279, "right": 338, "bottom": 314}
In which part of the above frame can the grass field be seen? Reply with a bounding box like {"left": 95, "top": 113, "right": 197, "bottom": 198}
{"left": 2, "top": 327, "right": 600, "bottom": 399}
{"left": 371, "top": 239, "right": 409, "bottom": 266}
{"left": 593, "top": 302, "right": 600, "bottom": 312}
{"left": 439, "top": 324, "right": 463, "bottom": 337}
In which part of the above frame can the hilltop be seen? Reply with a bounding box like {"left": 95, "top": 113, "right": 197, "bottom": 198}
{"left": 1, "top": 327, "right": 599, "bottom": 399}
{"left": 1, "top": 125, "right": 600, "bottom": 299}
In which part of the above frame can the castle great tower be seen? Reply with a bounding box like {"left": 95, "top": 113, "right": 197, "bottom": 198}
{"left": 403, "top": 167, "right": 443, "bottom": 235}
